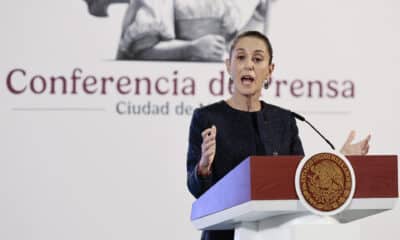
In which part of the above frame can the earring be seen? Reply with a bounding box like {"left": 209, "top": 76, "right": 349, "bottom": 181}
{"left": 229, "top": 77, "right": 233, "bottom": 85}
{"left": 264, "top": 78, "right": 271, "bottom": 89}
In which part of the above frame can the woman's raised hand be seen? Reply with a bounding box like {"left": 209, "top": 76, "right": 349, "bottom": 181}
{"left": 198, "top": 125, "right": 217, "bottom": 176}
{"left": 340, "top": 130, "right": 371, "bottom": 155}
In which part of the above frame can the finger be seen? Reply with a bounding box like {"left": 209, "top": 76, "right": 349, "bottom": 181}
{"left": 207, "top": 153, "right": 216, "bottom": 171}
{"left": 201, "top": 128, "right": 213, "bottom": 139}
{"left": 344, "top": 130, "right": 356, "bottom": 145}
{"left": 365, "top": 134, "right": 372, "bottom": 144}
{"left": 203, "top": 132, "right": 216, "bottom": 144}
{"left": 201, "top": 128, "right": 211, "bottom": 138}
{"left": 363, "top": 139, "right": 370, "bottom": 151}
{"left": 204, "top": 148, "right": 215, "bottom": 161}
{"left": 364, "top": 145, "right": 370, "bottom": 154}
{"left": 202, "top": 125, "right": 217, "bottom": 138}
{"left": 212, "top": 50, "right": 224, "bottom": 61}
{"left": 363, "top": 141, "right": 369, "bottom": 150}
{"left": 360, "top": 134, "right": 371, "bottom": 149}
{"left": 214, "top": 41, "right": 226, "bottom": 50}
{"left": 213, "top": 43, "right": 226, "bottom": 55}
{"left": 202, "top": 133, "right": 216, "bottom": 149}
{"left": 210, "top": 125, "right": 217, "bottom": 139}
{"left": 360, "top": 145, "right": 369, "bottom": 155}
{"left": 210, "top": 49, "right": 221, "bottom": 57}
{"left": 212, "top": 125, "right": 217, "bottom": 135}
{"left": 205, "top": 125, "right": 217, "bottom": 139}
{"left": 214, "top": 35, "right": 225, "bottom": 44}
{"left": 204, "top": 136, "right": 216, "bottom": 153}
{"left": 363, "top": 146, "right": 369, "bottom": 154}
{"left": 202, "top": 139, "right": 216, "bottom": 152}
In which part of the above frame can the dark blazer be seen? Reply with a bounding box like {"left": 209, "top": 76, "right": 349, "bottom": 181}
{"left": 186, "top": 100, "right": 304, "bottom": 240}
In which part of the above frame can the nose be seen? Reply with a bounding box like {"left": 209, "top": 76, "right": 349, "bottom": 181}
{"left": 244, "top": 58, "right": 254, "bottom": 70}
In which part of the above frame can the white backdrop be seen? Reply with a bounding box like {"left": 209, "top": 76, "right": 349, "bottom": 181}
{"left": 0, "top": 0, "right": 399, "bottom": 239}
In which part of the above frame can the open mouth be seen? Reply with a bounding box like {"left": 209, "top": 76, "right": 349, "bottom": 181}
{"left": 241, "top": 75, "right": 255, "bottom": 85}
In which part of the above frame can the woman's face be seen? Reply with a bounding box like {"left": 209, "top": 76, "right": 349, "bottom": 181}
{"left": 225, "top": 36, "right": 274, "bottom": 97}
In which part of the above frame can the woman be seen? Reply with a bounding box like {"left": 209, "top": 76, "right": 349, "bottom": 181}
{"left": 117, "top": 0, "right": 270, "bottom": 61}
{"left": 186, "top": 31, "right": 371, "bottom": 240}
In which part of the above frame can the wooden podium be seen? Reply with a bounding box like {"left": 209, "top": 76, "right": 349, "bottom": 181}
{"left": 191, "top": 155, "right": 398, "bottom": 240}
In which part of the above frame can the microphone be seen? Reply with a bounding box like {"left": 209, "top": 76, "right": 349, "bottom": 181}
{"left": 291, "top": 111, "right": 336, "bottom": 150}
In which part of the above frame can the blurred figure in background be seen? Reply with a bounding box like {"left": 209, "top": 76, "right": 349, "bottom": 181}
{"left": 116, "top": 0, "right": 271, "bottom": 61}
{"left": 84, "top": 0, "right": 129, "bottom": 17}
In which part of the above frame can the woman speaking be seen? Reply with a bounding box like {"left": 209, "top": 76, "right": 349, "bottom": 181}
{"left": 186, "top": 31, "right": 370, "bottom": 240}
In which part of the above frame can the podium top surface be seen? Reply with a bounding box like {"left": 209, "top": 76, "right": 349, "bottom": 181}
{"left": 191, "top": 155, "right": 398, "bottom": 221}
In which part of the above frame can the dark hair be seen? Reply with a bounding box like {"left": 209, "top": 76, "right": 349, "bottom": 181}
{"left": 229, "top": 31, "right": 273, "bottom": 64}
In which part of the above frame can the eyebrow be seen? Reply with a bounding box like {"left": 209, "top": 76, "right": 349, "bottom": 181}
{"left": 235, "top": 48, "right": 265, "bottom": 54}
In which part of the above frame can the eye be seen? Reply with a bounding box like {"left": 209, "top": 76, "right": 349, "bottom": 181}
{"left": 236, "top": 55, "right": 245, "bottom": 60}
{"left": 253, "top": 56, "right": 264, "bottom": 63}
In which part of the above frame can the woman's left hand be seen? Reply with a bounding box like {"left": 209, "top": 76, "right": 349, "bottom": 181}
{"left": 340, "top": 130, "right": 371, "bottom": 155}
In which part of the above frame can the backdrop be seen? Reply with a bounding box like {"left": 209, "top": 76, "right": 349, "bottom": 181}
{"left": 1, "top": 0, "right": 399, "bottom": 239}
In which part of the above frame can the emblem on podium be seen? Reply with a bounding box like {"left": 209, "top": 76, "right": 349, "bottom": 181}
{"left": 295, "top": 152, "right": 356, "bottom": 215}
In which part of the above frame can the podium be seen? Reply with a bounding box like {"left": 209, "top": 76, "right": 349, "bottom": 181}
{"left": 190, "top": 155, "right": 398, "bottom": 240}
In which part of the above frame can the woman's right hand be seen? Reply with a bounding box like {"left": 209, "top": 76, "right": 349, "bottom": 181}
{"left": 188, "top": 35, "right": 225, "bottom": 61}
{"left": 198, "top": 125, "right": 217, "bottom": 176}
